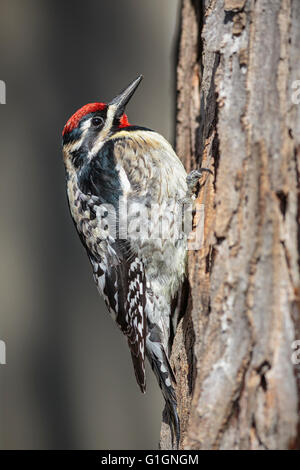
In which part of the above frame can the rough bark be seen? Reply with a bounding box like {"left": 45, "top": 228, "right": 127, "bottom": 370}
{"left": 160, "top": 0, "right": 300, "bottom": 450}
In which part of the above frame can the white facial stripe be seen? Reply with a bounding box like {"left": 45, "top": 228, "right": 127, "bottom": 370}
{"left": 105, "top": 104, "right": 117, "bottom": 131}
{"left": 63, "top": 125, "right": 90, "bottom": 171}
{"left": 81, "top": 118, "right": 92, "bottom": 131}
{"left": 65, "top": 117, "right": 94, "bottom": 156}
{"left": 88, "top": 104, "right": 117, "bottom": 159}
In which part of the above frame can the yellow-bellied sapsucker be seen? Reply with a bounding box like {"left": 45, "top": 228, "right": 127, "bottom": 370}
{"left": 62, "top": 76, "right": 197, "bottom": 446}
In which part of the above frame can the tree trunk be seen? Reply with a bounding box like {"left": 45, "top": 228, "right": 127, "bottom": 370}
{"left": 160, "top": 0, "right": 300, "bottom": 450}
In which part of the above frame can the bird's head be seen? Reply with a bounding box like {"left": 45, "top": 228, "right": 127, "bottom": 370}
{"left": 62, "top": 75, "right": 143, "bottom": 171}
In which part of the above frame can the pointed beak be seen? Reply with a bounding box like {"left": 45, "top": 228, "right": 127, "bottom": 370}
{"left": 109, "top": 75, "right": 143, "bottom": 118}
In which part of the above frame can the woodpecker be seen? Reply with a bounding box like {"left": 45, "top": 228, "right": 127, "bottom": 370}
{"left": 62, "top": 75, "right": 193, "bottom": 446}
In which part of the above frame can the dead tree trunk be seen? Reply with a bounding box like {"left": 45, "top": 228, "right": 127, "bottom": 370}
{"left": 160, "top": 0, "right": 300, "bottom": 450}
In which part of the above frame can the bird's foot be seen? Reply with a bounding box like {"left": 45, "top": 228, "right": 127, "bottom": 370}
{"left": 186, "top": 168, "right": 213, "bottom": 196}
{"left": 178, "top": 168, "right": 213, "bottom": 206}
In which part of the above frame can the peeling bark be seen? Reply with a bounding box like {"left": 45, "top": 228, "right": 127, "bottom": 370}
{"left": 160, "top": 0, "right": 300, "bottom": 450}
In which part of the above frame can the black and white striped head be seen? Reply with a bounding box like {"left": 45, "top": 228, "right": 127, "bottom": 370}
{"left": 62, "top": 75, "right": 143, "bottom": 171}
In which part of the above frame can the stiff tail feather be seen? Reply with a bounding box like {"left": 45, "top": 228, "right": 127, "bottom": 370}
{"left": 146, "top": 340, "right": 180, "bottom": 448}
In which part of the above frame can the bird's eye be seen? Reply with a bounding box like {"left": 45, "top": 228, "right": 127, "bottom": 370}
{"left": 91, "top": 116, "right": 104, "bottom": 127}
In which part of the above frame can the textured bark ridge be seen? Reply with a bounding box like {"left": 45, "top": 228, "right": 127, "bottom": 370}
{"left": 160, "top": 0, "right": 300, "bottom": 450}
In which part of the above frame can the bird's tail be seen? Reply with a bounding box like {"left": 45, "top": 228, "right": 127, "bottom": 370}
{"left": 146, "top": 339, "right": 180, "bottom": 448}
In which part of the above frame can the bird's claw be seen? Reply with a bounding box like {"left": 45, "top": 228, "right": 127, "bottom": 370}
{"left": 186, "top": 167, "right": 212, "bottom": 196}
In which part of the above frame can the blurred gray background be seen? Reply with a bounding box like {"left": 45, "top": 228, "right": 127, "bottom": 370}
{"left": 0, "top": 0, "right": 180, "bottom": 449}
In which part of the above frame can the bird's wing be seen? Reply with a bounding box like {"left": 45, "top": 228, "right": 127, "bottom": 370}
{"left": 70, "top": 151, "right": 148, "bottom": 392}
{"left": 90, "top": 240, "right": 147, "bottom": 393}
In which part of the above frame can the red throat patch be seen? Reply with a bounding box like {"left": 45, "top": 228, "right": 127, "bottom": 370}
{"left": 62, "top": 102, "right": 130, "bottom": 136}
{"left": 119, "top": 113, "right": 130, "bottom": 128}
